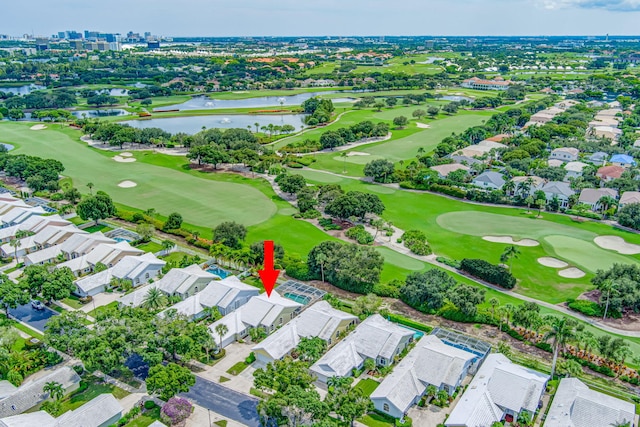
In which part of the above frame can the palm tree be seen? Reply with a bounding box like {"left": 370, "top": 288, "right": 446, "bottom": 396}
{"left": 202, "top": 333, "right": 217, "bottom": 362}
{"left": 214, "top": 323, "right": 228, "bottom": 351}
{"left": 425, "top": 384, "right": 437, "bottom": 403}
{"left": 327, "top": 376, "right": 352, "bottom": 392}
{"left": 503, "top": 179, "right": 516, "bottom": 197}
{"left": 500, "top": 245, "right": 520, "bottom": 271}
{"left": 518, "top": 178, "right": 532, "bottom": 199}
{"left": 43, "top": 381, "right": 64, "bottom": 401}
{"left": 340, "top": 152, "right": 348, "bottom": 173}
{"left": 524, "top": 195, "right": 534, "bottom": 213}
{"left": 543, "top": 316, "right": 576, "bottom": 379}
{"left": 86, "top": 182, "right": 94, "bottom": 195}
{"left": 316, "top": 253, "right": 327, "bottom": 283}
{"left": 598, "top": 195, "right": 616, "bottom": 216}
{"left": 489, "top": 298, "right": 500, "bottom": 320}
{"left": 558, "top": 359, "right": 582, "bottom": 378}
{"left": 8, "top": 238, "right": 20, "bottom": 261}
{"left": 141, "top": 287, "right": 167, "bottom": 310}
{"left": 161, "top": 240, "right": 175, "bottom": 255}
{"left": 254, "top": 122, "right": 259, "bottom": 133}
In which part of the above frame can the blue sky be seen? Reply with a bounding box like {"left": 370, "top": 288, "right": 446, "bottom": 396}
{"left": 5, "top": 0, "right": 640, "bottom": 37}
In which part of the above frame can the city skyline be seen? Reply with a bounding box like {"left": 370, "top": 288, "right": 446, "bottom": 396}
{"left": 4, "top": 0, "right": 640, "bottom": 37}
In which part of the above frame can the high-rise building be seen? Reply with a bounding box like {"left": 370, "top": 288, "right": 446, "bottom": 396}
{"left": 35, "top": 37, "right": 49, "bottom": 51}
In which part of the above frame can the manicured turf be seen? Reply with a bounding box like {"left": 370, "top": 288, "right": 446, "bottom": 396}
{"left": 543, "top": 235, "right": 633, "bottom": 273}
{"left": 354, "top": 378, "right": 380, "bottom": 397}
{"left": 58, "top": 377, "right": 129, "bottom": 413}
{"left": 0, "top": 122, "right": 277, "bottom": 228}
{"left": 136, "top": 241, "right": 163, "bottom": 253}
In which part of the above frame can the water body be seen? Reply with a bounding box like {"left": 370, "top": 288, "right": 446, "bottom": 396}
{"left": 156, "top": 91, "right": 355, "bottom": 111}
{"left": 121, "top": 114, "right": 307, "bottom": 134}
{"left": 418, "top": 57, "right": 446, "bottom": 64}
{"left": 441, "top": 95, "right": 474, "bottom": 102}
{"left": 72, "top": 109, "right": 130, "bottom": 118}
{"left": 0, "top": 84, "right": 46, "bottom": 95}
{"left": 99, "top": 88, "right": 130, "bottom": 97}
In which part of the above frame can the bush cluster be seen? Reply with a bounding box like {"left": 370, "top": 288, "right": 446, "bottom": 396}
{"left": 459, "top": 258, "right": 516, "bottom": 289}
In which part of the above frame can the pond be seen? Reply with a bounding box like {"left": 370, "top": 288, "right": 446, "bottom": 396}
{"left": 155, "top": 91, "right": 356, "bottom": 111}
{"left": 71, "top": 109, "right": 130, "bottom": 118}
{"left": 441, "top": 95, "right": 474, "bottom": 102}
{"left": 121, "top": 113, "right": 307, "bottom": 134}
{"left": 0, "top": 84, "right": 46, "bottom": 95}
{"left": 99, "top": 88, "right": 130, "bottom": 97}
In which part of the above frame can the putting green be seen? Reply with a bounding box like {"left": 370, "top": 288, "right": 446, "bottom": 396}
{"left": 437, "top": 211, "right": 596, "bottom": 240}
{"left": 543, "top": 236, "right": 635, "bottom": 273}
{"left": 0, "top": 122, "right": 277, "bottom": 227}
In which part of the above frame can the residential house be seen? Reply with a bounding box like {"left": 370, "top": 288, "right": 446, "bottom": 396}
{"left": 252, "top": 300, "right": 358, "bottom": 365}
{"left": 550, "top": 147, "right": 579, "bottom": 163}
{"left": 0, "top": 215, "right": 70, "bottom": 244}
{"left": 510, "top": 176, "right": 545, "bottom": 197}
{"left": 619, "top": 191, "right": 640, "bottom": 209}
{"left": 578, "top": 188, "right": 618, "bottom": 212}
{"left": 371, "top": 335, "right": 476, "bottom": 419}
{"left": 0, "top": 393, "right": 123, "bottom": 427}
{"left": 588, "top": 152, "right": 608, "bottom": 166}
{"left": 592, "top": 126, "right": 622, "bottom": 141}
{"left": 0, "top": 366, "right": 81, "bottom": 418}
{"left": 543, "top": 378, "right": 635, "bottom": 427}
{"left": 0, "top": 225, "right": 87, "bottom": 259}
{"left": 541, "top": 181, "right": 575, "bottom": 208}
{"left": 596, "top": 165, "right": 625, "bottom": 182}
{"left": 118, "top": 264, "right": 217, "bottom": 307}
{"left": 548, "top": 159, "right": 564, "bottom": 168}
{"left": 450, "top": 155, "right": 482, "bottom": 167}
{"left": 159, "top": 275, "right": 259, "bottom": 321}
{"left": 445, "top": 354, "right": 548, "bottom": 427}
{"left": 455, "top": 140, "right": 507, "bottom": 160}
{"left": 74, "top": 253, "right": 166, "bottom": 297}
{"left": 0, "top": 206, "right": 46, "bottom": 228}
{"left": 208, "top": 291, "right": 303, "bottom": 348}
{"left": 564, "top": 161, "right": 589, "bottom": 180}
{"left": 309, "top": 314, "right": 414, "bottom": 383}
{"left": 471, "top": 171, "right": 505, "bottom": 190}
{"left": 430, "top": 164, "right": 470, "bottom": 179}
{"left": 57, "top": 241, "right": 144, "bottom": 276}
{"left": 610, "top": 154, "right": 636, "bottom": 168}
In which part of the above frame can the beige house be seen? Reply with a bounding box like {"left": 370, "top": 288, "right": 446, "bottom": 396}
{"left": 430, "top": 164, "right": 470, "bottom": 179}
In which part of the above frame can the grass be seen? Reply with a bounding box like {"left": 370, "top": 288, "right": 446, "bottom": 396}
{"left": 83, "top": 224, "right": 112, "bottom": 233}
{"left": 10, "top": 319, "right": 44, "bottom": 340}
{"left": 68, "top": 216, "right": 88, "bottom": 226}
{"left": 160, "top": 251, "right": 194, "bottom": 263}
{"left": 86, "top": 301, "right": 118, "bottom": 319}
{"left": 354, "top": 378, "right": 380, "bottom": 397}
{"left": 219, "top": 376, "right": 231, "bottom": 383}
{"left": 58, "top": 376, "right": 130, "bottom": 413}
{"left": 226, "top": 361, "right": 249, "bottom": 375}
{"left": 358, "top": 412, "right": 395, "bottom": 427}
{"left": 214, "top": 421, "right": 228, "bottom": 427}
{"left": 50, "top": 304, "right": 66, "bottom": 313}
{"left": 136, "top": 241, "right": 163, "bottom": 253}
{"left": 119, "top": 405, "right": 162, "bottom": 427}
{"left": 61, "top": 295, "right": 86, "bottom": 310}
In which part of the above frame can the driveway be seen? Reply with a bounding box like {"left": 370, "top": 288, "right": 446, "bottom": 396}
{"left": 8, "top": 303, "right": 58, "bottom": 333}
{"left": 181, "top": 375, "right": 261, "bottom": 427}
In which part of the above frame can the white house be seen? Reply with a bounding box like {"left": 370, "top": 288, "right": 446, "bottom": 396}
{"left": 544, "top": 378, "right": 635, "bottom": 427}
{"left": 564, "top": 161, "right": 589, "bottom": 180}
{"left": 309, "top": 314, "right": 414, "bottom": 383}
{"left": 57, "top": 241, "right": 144, "bottom": 276}
{"left": 577, "top": 188, "right": 618, "bottom": 212}
{"left": 371, "top": 335, "right": 476, "bottom": 419}
{"left": 510, "top": 176, "right": 545, "bottom": 197}
{"left": 541, "top": 181, "right": 575, "bottom": 208}
{"left": 208, "top": 291, "right": 303, "bottom": 348}
{"left": 471, "top": 171, "right": 505, "bottom": 190}
{"left": 550, "top": 147, "right": 579, "bottom": 163}
{"left": 24, "top": 232, "right": 116, "bottom": 266}
{"left": 0, "top": 366, "right": 81, "bottom": 418}
{"left": 0, "top": 225, "right": 87, "bottom": 259}
{"left": 0, "top": 214, "right": 70, "bottom": 244}
{"left": 445, "top": 354, "right": 548, "bottom": 427}
{"left": 252, "top": 300, "right": 358, "bottom": 365}
{"left": 74, "top": 253, "right": 166, "bottom": 297}
{"left": 159, "top": 276, "right": 259, "bottom": 321}
{"left": 0, "top": 393, "right": 124, "bottom": 427}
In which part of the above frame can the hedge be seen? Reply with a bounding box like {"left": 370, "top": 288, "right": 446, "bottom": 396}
{"left": 385, "top": 313, "right": 433, "bottom": 333}
{"left": 459, "top": 258, "right": 516, "bottom": 289}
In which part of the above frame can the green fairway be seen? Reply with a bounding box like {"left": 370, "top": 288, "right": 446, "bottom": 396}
{"left": 0, "top": 123, "right": 276, "bottom": 228}
{"left": 543, "top": 235, "right": 634, "bottom": 273}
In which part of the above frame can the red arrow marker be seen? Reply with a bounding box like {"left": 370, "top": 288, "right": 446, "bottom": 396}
{"left": 258, "top": 240, "right": 279, "bottom": 297}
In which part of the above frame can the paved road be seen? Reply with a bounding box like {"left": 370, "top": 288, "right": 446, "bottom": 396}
{"left": 180, "top": 375, "right": 261, "bottom": 427}
{"left": 8, "top": 303, "right": 58, "bottom": 333}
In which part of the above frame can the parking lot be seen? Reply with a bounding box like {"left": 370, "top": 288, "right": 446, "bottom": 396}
{"left": 8, "top": 303, "right": 58, "bottom": 333}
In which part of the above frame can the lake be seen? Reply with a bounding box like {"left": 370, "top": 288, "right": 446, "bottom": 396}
{"left": 0, "top": 84, "right": 46, "bottom": 95}
{"left": 121, "top": 114, "right": 307, "bottom": 134}
{"left": 155, "top": 91, "right": 356, "bottom": 111}
{"left": 72, "top": 109, "right": 130, "bottom": 118}
{"left": 441, "top": 95, "right": 474, "bottom": 102}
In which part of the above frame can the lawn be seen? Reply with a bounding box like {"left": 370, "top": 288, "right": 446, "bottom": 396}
{"left": 58, "top": 376, "right": 130, "bottom": 413}
{"left": 226, "top": 361, "right": 249, "bottom": 375}
{"left": 358, "top": 413, "right": 395, "bottom": 427}
{"left": 160, "top": 251, "right": 194, "bottom": 264}
{"left": 86, "top": 301, "right": 118, "bottom": 319}
{"left": 0, "top": 122, "right": 277, "bottom": 228}
{"left": 83, "top": 224, "right": 113, "bottom": 233}
{"left": 353, "top": 378, "right": 380, "bottom": 397}
{"left": 136, "top": 241, "right": 163, "bottom": 253}
{"left": 61, "top": 295, "right": 85, "bottom": 310}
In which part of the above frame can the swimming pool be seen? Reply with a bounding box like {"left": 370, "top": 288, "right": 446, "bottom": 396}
{"left": 206, "top": 265, "right": 230, "bottom": 279}
{"left": 284, "top": 292, "right": 311, "bottom": 305}
{"left": 398, "top": 325, "right": 425, "bottom": 341}
{"left": 113, "top": 237, "right": 132, "bottom": 243}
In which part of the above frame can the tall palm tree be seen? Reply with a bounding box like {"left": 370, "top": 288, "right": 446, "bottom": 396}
{"left": 43, "top": 381, "right": 64, "bottom": 401}
{"left": 489, "top": 298, "right": 500, "bottom": 320}
{"left": 503, "top": 179, "right": 516, "bottom": 197}
{"left": 161, "top": 240, "right": 175, "bottom": 255}
{"left": 598, "top": 195, "right": 616, "bottom": 216}
{"left": 254, "top": 122, "right": 260, "bottom": 134}
{"left": 543, "top": 316, "right": 576, "bottom": 379}
{"left": 141, "top": 287, "right": 167, "bottom": 310}
{"left": 316, "top": 253, "right": 327, "bottom": 283}
{"left": 500, "top": 245, "right": 520, "bottom": 271}
{"left": 8, "top": 238, "right": 20, "bottom": 261}
{"left": 600, "top": 279, "right": 617, "bottom": 320}
{"left": 214, "top": 324, "right": 228, "bottom": 351}
{"left": 86, "top": 182, "right": 94, "bottom": 195}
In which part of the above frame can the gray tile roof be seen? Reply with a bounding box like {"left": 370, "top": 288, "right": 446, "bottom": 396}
{"left": 544, "top": 378, "right": 635, "bottom": 427}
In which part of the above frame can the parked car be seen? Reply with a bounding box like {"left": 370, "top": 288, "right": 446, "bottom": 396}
{"left": 31, "top": 300, "right": 45, "bottom": 310}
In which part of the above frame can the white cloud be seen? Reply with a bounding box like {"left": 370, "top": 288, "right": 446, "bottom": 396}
{"left": 536, "top": 0, "right": 640, "bottom": 11}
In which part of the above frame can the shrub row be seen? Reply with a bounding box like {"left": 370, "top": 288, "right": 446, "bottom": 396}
{"left": 345, "top": 225, "right": 374, "bottom": 245}
{"left": 459, "top": 258, "right": 516, "bottom": 289}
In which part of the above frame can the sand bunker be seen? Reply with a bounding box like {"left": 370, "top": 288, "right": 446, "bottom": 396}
{"left": 537, "top": 257, "right": 569, "bottom": 268}
{"left": 482, "top": 236, "right": 539, "bottom": 246}
{"left": 347, "top": 151, "right": 370, "bottom": 157}
{"left": 558, "top": 267, "right": 585, "bottom": 278}
{"left": 416, "top": 123, "right": 431, "bottom": 129}
{"left": 30, "top": 124, "right": 47, "bottom": 130}
{"left": 119, "top": 152, "right": 133, "bottom": 157}
{"left": 113, "top": 155, "right": 136, "bottom": 163}
{"left": 594, "top": 236, "right": 640, "bottom": 255}
{"left": 117, "top": 180, "right": 137, "bottom": 188}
